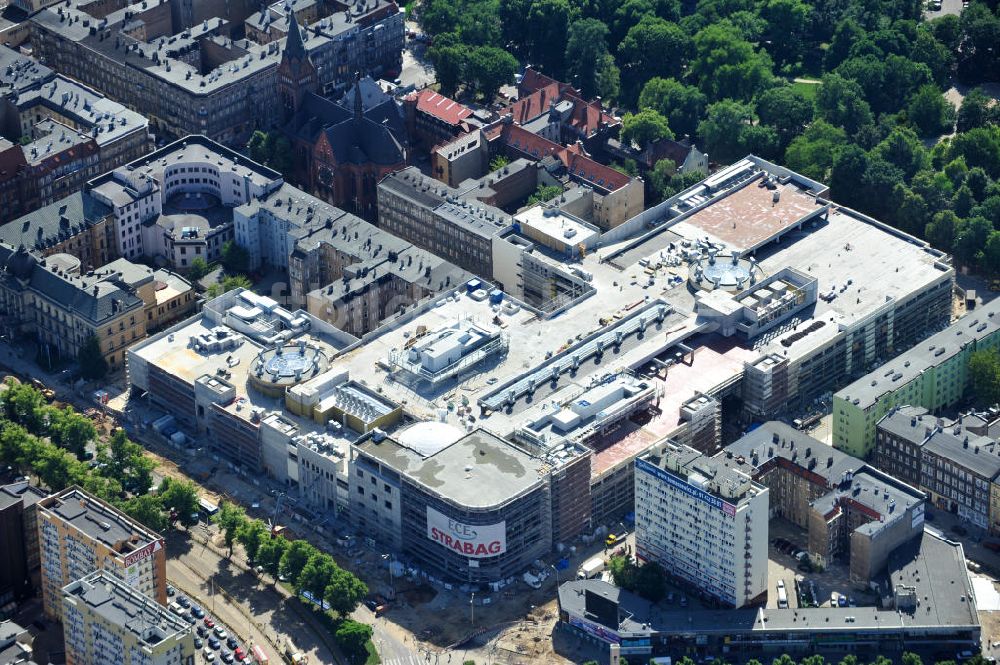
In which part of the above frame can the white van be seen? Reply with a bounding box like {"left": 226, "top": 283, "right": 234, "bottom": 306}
{"left": 776, "top": 580, "right": 788, "bottom": 608}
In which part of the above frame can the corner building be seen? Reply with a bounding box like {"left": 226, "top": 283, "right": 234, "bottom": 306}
{"left": 350, "top": 423, "right": 590, "bottom": 584}
{"left": 37, "top": 487, "right": 167, "bottom": 621}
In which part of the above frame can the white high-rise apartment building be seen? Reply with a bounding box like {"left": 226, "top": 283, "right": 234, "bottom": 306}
{"left": 635, "top": 440, "right": 769, "bottom": 608}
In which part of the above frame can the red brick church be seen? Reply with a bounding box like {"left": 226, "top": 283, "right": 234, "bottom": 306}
{"left": 277, "top": 12, "right": 407, "bottom": 220}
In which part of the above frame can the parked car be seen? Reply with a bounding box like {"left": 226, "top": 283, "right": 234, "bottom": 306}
{"left": 197, "top": 626, "right": 208, "bottom": 638}
{"left": 194, "top": 638, "right": 204, "bottom": 649}
{"left": 214, "top": 627, "right": 228, "bottom": 640}
{"left": 191, "top": 605, "right": 204, "bottom": 619}
{"left": 234, "top": 647, "right": 246, "bottom": 661}
{"left": 221, "top": 652, "right": 235, "bottom": 664}
{"left": 204, "top": 618, "right": 215, "bottom": 629}
{"left": 208, "top": 637, "right": 220, "bottom": 650}
{"left": 177, "top": 596, "right": 190, "bottom": 608}
{"left": 226, "top": 637, "right": 238, "bottom": 650}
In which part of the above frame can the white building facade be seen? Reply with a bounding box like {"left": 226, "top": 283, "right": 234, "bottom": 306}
{"left": 634, "top": 442, "right": 769, "bottom": 608}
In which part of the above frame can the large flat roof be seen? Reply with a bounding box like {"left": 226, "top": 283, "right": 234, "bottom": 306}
{"left": 63, "top": 571, "right": 190, "bottom": 646}
{"left": 674, "top": 177, "right": 823, "bottom": 254}
{"left": 356, "top": 428, "right": 547, "bottom": 508}
{"left": 754, "top": 207, "right": 951, "bottom": 361}
{"left": 0, "top": 481, "right": 48, "bottom": 512}
{"left": 39, "top": 487, "right": 162, "bottom": 555}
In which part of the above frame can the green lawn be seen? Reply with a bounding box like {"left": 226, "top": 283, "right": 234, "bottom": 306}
{"left": 791, "top": 80, "right": 819, "bottom": 100}
{"left": 365, "top": 640, "right": 381, "bottom": 665}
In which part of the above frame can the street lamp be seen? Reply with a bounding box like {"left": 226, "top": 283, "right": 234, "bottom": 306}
{"left": 382, "top": 553, "right": 395, "bottom": 599}
{"left": 470, "top": 591, "right": 475, "bottom": 628}
{"left": 550, "top": 564, "right": 561, "bottom": 587}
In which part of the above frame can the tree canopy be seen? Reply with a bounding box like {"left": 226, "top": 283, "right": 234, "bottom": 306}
{"left": 414, "top": 0, "right": 1000, "bottom": 280}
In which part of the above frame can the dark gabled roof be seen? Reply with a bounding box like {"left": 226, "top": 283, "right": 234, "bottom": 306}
{"left": 0, "top": 241, "right": 143, "bottom": 323}
{"left": 0, "top": 191, "right": 111, "bottom": 252}
{"left": 284, "top": 77, "right": 406, "bottom": 167}
{"left": 324, "top": 117, "right": 404, "bottom": 166}
{"left": 340, "top": 77, "right": 393, "bottom": 115}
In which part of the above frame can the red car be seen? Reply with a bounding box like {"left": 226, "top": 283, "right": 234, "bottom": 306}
{"left": 204, "top": 618, "right": 215, "bottom": 628}
{"left": 234, "top": 648, "right": 245, "bottom": 661}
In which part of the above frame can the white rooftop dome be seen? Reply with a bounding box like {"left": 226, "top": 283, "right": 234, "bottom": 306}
{"left": 397, "top": 421, "right": 464, "bottom": 457}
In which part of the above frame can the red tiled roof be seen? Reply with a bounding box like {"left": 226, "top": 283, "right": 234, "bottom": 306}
{"left": 509, "top": 82, "right": 561, "bottom": 125}
{"left": 501, "top": 124, "right": 562, "bottom": 160}
{"left": 412, "top": 89, "right": 472, "bottom": 126}
{"left": 508, "top": 73, "right": 619, "bottom": 138}
{"left": 561, "top": 151, "right": 630, "bottom": 191}
{"left": 518, "top": 68, "right": 559, "bottom": 95}
{"left": 645, "top": 138, "right": 693, "bottom": 168}
{"left": 493, "top": 124, "right": 630, "bottom": 192}
{"left": 518, "top": 67, "right": 578, "bottom": 97}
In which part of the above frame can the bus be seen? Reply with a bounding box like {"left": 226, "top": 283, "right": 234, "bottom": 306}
{"left": 198, "top": 498, "right": 219, "bottom": 517}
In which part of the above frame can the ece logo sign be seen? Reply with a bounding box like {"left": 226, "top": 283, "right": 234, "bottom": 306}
{"left": 426, "top": 506, "right": 506, "bottom": 558}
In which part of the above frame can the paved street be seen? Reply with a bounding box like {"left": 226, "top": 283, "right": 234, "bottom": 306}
{"left": 924, "top": 0, "right": 965, "bottom": 18}
{"left": 167, "top": 527, "right": 341, "bottom": 665}
{"left": 400, "top": 21, "right": 435, "bottom": 90}
{"left": 167, "top": 548, "right": 280, "bottom": 664}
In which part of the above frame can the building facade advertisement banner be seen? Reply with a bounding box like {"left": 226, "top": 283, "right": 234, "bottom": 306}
{"left": 123, "top": 540, "right": 159, "bottom": 568}
{"left": 636, "top": 457, "right": 737, "bottom": 516}
{"left": 123, "top": 540, "right": 161, "bottom": 587}
{"left": 568, "top": 614, "right": 622, "bottom": 644}
{"left": 426, "top": 507, "right": 505, "bottom": 558}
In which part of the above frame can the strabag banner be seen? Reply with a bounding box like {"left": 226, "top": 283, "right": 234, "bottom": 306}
{"left": 426, "top": 506, "right": 506, "bottom": 558}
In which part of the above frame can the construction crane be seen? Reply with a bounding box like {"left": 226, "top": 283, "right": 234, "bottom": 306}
{"left": 268, "top": 491, "right": 285, "bottom": 536}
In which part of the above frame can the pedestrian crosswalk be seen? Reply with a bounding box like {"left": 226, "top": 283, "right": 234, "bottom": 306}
{"left": 381, "top": 653, "right": 459, "bottom": 665}
{"left": 381, "top": 656, "right": 424, "bottom": 665}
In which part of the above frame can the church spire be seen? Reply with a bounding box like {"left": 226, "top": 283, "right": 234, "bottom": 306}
{"left": 277, "top": 7, "right": 318, "bottom": 120}
{"left": 284, "top": 9, "right": 307, "bottom": 62}
{"left": 353, "top": 72, "right": 363, "bottom": 122}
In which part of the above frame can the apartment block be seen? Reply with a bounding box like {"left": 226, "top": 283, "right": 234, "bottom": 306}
{"left": 30, "top": 0, "right": 402, "bottom": 144}
{"left": 0, "top": 46, "right": 151, "bottom": 222}
{"left": 63, "top": 570, "right": 195, "bottom": 665}
{"left": 0, "top": 242, "right": 192, "bottom": 370}
{"left": 878, "top": 406, "right": 1000, "bottom": 533}
{"left": 834, "top": 297, "right": 1000, "bottom": 459}
{"left": 377, "top": 167, "right": 511, "bottom": 278}
{"left": 37, "top": 487, "right": 166, "bottom": 621}
{"left": 724, "top": 422, "right": 926, "bottom": 585}
{"left": 0, "top": 481, "right": 47, "bottom": 615}
{"left": 635, "top": 440, "right": 769, "bottom": 608}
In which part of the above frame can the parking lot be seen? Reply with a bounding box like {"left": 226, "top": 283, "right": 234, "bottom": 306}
{"left": 766, "top": 518, "right": 880, "bottom": 611}
{"left": 166, "top": 584, "right": 252, "bottom": 664}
